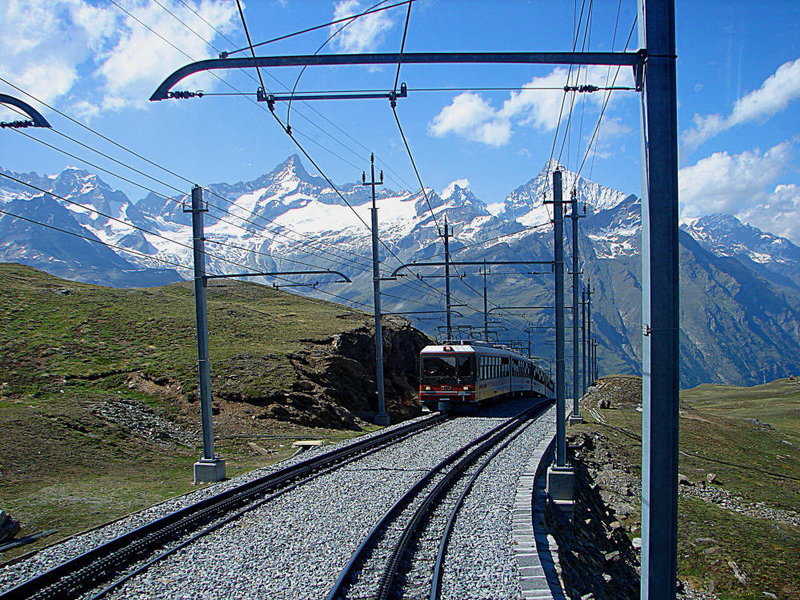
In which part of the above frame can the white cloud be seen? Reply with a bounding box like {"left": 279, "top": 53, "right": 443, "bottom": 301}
{"left": 0, "top": 0, "right": 238, "bottom": 116}
{"left": 678, "top": 142, "right": 800, "bottom": 244}
{"left": 428, "top": 65, "right": 634, "bottom": 147}
{"left": 428, "top": 93, "right": 511, "bottom": 147}
{"left": 330, "top": 0, "right": 394, "bottom": 53}
{"left": 682, "top": 57, "right": 800, "bottom": 147}
{"left": 679, "top": 142, "right": 793, "bottom": 217}
{"left": 737, "top": 183, "right": 800, "bottom": 244}
{"left": 95, "top": 0, "right": 239, "bottom": 111}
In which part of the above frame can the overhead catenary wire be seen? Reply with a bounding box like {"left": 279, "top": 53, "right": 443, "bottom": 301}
{"left": 575, "top": 13, "right": 637, "bottom": 180}
{"left": 0, "top": 207, "right": 190, "bottom": 270}
{"left": 151, "top": 0, "right": 416, "bottom": 193}
{"left": 223, "top": 0, "right": 416, "bottom": 57}
{"left": 231, "top": 5, "right": 464, "bottom": 309}
{"left": 393, "top": 0, "right": 413, "bottom": 94}
{"left": 5, "top": 101, "right": 375, "bottom": 272}
{"left": 588, "top": 0, "right": 625, "bottom": 181}
{"left": 8, "top": 126, "right": 374, "bottom": 275}
{"left": 0, "top": 77, "right": 374, "bottom": 270}
{"left": 140, "top": 0, "right": 424, "bottom": 216}
{"left": 284, "top": 0, "right": 393, "bottom": 130}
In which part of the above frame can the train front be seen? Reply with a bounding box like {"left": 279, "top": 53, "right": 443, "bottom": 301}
{"left": 418, "top": 344, "right": 476, "bottom": 412}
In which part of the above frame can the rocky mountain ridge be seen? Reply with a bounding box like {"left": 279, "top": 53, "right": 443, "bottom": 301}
{"left": 3, "top": 156, "right": 800, "bottom": 387}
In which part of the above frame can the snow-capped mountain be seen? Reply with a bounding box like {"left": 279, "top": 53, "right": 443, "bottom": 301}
{"left": 3, "top": 156, "right": 800, "bottom": 387}
{"left": 503, "top": 160, "right": 631, "bottom": 226}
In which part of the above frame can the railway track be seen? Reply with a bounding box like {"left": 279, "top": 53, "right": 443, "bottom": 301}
{"left": 0, "top": 413, "right": 447, "bottom": 600}
{"left": 327, "top": 400, "right": 550, "bottom": 600}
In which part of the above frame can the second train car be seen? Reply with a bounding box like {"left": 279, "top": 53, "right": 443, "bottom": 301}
{"left": 419, "top": 341, "right": 553, "bottom": 412}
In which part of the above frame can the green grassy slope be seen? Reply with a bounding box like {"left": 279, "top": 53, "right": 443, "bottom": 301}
{"left": 682, "top": 379, "right": 800, "bottom": 437}
{"left": 574, "top": 375, "right": 800, "bottom": 599}
{"left": 0, "top": 263, "right": 402, "bottom": 560}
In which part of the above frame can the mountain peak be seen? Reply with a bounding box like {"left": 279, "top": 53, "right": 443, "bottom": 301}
{"left": 272, "top": 154, "right": 310, "bottom": 180}
{"left": 441, "top": 178, "right": 470, "bottom": 200}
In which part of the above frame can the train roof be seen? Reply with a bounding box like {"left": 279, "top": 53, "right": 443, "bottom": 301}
{"left": 420, "top": 343, "right": 531, "bottom": 360}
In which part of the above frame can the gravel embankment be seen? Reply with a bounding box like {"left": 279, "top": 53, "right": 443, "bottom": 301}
{"left": 2, "top": 399, "right": 558, "bottom": 600}
{"left": 439, "top": 405, "right": 555, "bottom": 600}
{"left": 0, "top": 412, "right": 435, "bottom": 592}
{"left": 102, "top": 400, "right": 549, "bottom": 599}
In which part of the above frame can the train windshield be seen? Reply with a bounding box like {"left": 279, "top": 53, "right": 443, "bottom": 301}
{"left": 421, "top": 355, "right": 474, "bottom": 384}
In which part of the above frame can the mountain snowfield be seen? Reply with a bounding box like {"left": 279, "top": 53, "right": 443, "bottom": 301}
{"left": 2, "top": 155, "right": 800, "bottom": 387}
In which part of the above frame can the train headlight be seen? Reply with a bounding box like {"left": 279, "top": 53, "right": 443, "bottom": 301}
{"left": 463, "top": 386, "right": 469, "bottom": 391}
{"left": 424, "top": 386, "right": 431, "bottom": 391}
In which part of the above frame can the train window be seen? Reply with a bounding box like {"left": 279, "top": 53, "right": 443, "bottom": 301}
{"left": 421, "top": 355, "right": 474, "bottom": 383}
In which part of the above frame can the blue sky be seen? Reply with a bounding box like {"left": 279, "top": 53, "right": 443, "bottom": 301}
{"left": 2, "top": 0, "right": 800, "bottom": 242}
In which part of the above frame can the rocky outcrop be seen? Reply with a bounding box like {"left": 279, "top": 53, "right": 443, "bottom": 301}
{"left": 189, "top": 318, "right": 431, "bottom": 432}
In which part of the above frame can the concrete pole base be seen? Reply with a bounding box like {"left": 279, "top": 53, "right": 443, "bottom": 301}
{"left": 569, "top": 414, "right": 584, "bottom": 425}
{"left": 374, "top": 413, "right": 391, "bottom": 426}
{"left": 546, "top": 464, "right": 575, "bottom": 520}
{"left": 194, "top": 457, "right": 226, "bottom": 483}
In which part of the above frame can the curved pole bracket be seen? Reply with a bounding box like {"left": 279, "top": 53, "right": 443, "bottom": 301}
{"left": 0, "top": 94, "right": 50, "bottom": 128}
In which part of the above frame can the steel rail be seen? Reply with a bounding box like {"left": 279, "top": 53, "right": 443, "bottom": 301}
{"left": 0, "top": 414, "right": 447, "bottom": 600}
{"left": 326, "top": 400, "right": 550, "bottom": 600}
{"left": 380, "top": 402, "right": 549, "bottom": 600}
{"left": 428, "top": 409, "right": 544, "bottom": 599}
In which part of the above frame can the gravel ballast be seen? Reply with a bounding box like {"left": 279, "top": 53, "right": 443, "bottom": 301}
{"left": 2, "top": 399, "right": 558, "bottom": 599}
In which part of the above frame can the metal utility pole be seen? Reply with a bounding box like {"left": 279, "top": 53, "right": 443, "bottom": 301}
{"left": 586, "top": 282, "right": 593, "bottom": 383}
{"left": 362, "top": 154, "right": 389, "bottom": 427}
{"left": 187, "top": 185, "right": 225, "bottom": 483}
{"left": 444, "top": 216, "right": 452, "bottom": 340}
{"left": 546, "top": 169, "right": 574, "bottom": 511}
{"left": 570, "top": 189, "right": 583, "bottom": 424}
{"left": 639, "top": 1, "right": 680, "bottom": 596}
{"left": 482, "top": 259, "right": 489, "bottom": 341}
{"left": 553, "top": 170, "right": 566, "bottom": 464}
{"left": 582, "top": 287, "right": 588, "bottom": 396}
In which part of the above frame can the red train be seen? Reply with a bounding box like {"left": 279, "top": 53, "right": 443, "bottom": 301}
{"left": 418, "top": 341, "right": 554, "bottom": 412}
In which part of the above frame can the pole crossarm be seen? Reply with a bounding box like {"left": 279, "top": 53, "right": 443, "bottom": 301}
{"left": 259, "top": 83, "right": 407, "bottom": 104}
{"left": 386, "top": 309, "right": 465, "bottom": 317}
{"left": 150, "top": 51, "right": 646, "bottom": 101}
{"left": 487, "top": 305, "right": 555, "bottom": 314}
{"left": 205, "top": 269, "right": 351, "bottom": 282}
{"left": 390, "top": 259, "right": 553, "bottom": 278}
{"left": 0, "top": 94, "right": 51, "bottom": 128}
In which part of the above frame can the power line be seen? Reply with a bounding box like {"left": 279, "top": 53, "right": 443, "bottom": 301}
{"left": 223, "top": 0, "right": 415, "bottom": 57}
{"left": 8, "top": 116, "right": 373, "bottom": 271}
{"left": 390, "top": 107, "right": 442, "bottom": 237}
{"left": 576, "top": 13, "right": 637, "bottom": 180}
{"left": 230, "top": 8, "right": 459, "bottom": 310}
{"left": 0, "top": 207, "right": 189, "bottom": 270}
